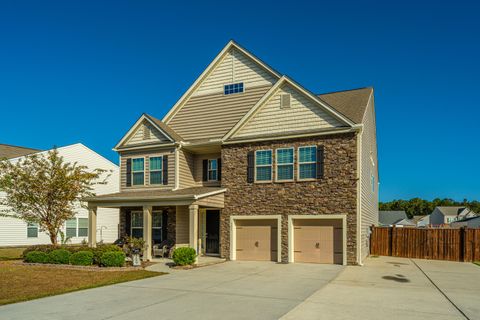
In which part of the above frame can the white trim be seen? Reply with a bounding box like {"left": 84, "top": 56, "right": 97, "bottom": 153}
{"left": 131, "top": 157, "right": 145, "bottom": 186}
{"left": 275, "top": 147, "right": 294, "bottom": 182}
{"left": 254, "top": 149, "right": 273, "bottom": 183}
{"left": 194, "top": 188, "right": 227, "bottom": 200}
{"left": 173, "top": 145, "right": 180, "bottom": 190}
{"left": 297, "top": 145, "right": 317, "bottom": 181}
{"left": 223, "top": 127, "right": 361, "bottom": 145}
{"left": 223, "top": 76, "right": 355, "bottom": 141}
{"left": 229, "top": 215, "right": 282, "bottom": 263}
{"left": 114, "top": 143, "right": 177, "bottom": 152}
{"left": 207, "top": 159, "right": 218, "bottom": 181}
{"left": 356, "top": 125, "right": 363, "bottom": 265}
{"left": 148, "top": 155, "right": 163, "bottom": 186}
{"left": 288, "top": 214, "right": 347, "bottom": 266}
{"left": 114, "top": 114, "right": 175, "bottom": 150}
{"left": 163, "top": 40, "right": 281, "bottom": 124}
{"left": 130, "top": 210, "right": 143, "bottom": 237}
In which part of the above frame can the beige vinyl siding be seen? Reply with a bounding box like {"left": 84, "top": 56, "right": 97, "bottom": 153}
{"left": 193, "top": 153, "right": 221, "bottom": 187}
{"left": 235, "top": 84, "right": 344, "bottom": 138}
{"left": 178, "top": 149, "right": 195, "bottom": 188}
{"left": 359, "top": 93, "right": 378, "bottom": 262}
{"left": 193, "top": 48, "right": 276, "bottom": 97}
{"left": 175, "top": 205, "right": 189, "bottom": 246}
{"left": 119, "top": 148, "right": 175, "bottom": 191}
{"left": 168, "top": 85, "right": 271, "bottom": 140}
{"left": 124, "top": 120, "right": 171, "bottom": 146}
{"left": 194, "top": 193, "right": 224, "bottom": 208}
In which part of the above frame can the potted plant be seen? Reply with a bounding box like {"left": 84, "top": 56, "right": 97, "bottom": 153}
{"left": 123, "top": 237, "right": 145, "bottom": 267}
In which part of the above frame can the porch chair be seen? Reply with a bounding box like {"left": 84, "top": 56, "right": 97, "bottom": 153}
{"left": 152, "top": 239, "right": 175, "bottom": 258}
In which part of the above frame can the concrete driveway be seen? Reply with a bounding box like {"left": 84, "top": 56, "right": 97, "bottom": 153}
{"left": 0, "top": 261, "right": 344, "bottom": 320}
{"left": 281, "top": 256, "right": 480, "bottom": 320}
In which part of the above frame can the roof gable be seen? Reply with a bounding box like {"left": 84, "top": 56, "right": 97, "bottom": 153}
{"left": 224, "top": 77, "right": 354, "bottom": 140}
{"left": 114, "top": 114, "right": 180, "bottom": 150}
{"left": 318, "top": 87, "right": 373, "bottom": 124}
{"left": 0, "top": 144, "right": 40, "bottom": 159}
{"left": 163, "top": 40, "right": 281, "bottom": 125}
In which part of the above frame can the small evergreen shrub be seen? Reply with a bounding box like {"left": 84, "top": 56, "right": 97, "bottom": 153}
{"left": 48, "top": 249, "right": 71, "bottom": 264}
{"left": 23, "top": 245, "right": 58, "bottom": 257}
{"left": 100, "top": 251, "right": 126, "bottom": 267}
{"left": 172, "top": 247, "right": 196, "bottom": 266}
{"left": 69, "top": 251, "right": 94, "bottom": 266}
{"left": 24, "top": 251, "right": 49, "bottom": 263}
{"left": 93, "top": 244, "right": 123, "bottom": 265}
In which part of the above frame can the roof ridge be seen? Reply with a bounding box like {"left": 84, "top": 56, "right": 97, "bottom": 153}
{"left": 317, "top": 87, "right": 373, "bottom": 96}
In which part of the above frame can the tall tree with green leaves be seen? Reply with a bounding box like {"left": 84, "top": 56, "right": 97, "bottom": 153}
{"left": 380, "top": 197, "right": 480, "bottom": 218}
{"left": 0, "top": 149, "right": 107, "bottom": 245}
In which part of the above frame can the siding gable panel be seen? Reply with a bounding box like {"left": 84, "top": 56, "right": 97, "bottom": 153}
{"left": 234, "top": 84, "right": 345, "bottom": 138}
{"left": 124, "top": 120, "right": 171, "bottom": 147}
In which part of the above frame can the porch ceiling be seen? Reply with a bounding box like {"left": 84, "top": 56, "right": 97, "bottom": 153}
{"left": 85, "top": 187, "right": 226, "bottom": 208}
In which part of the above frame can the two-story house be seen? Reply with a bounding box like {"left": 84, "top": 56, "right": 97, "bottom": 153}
{"left": 86, "top": 40, "right": 379, "bottom": 265}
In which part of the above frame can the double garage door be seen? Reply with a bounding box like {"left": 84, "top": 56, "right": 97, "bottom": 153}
{"left": 235, "top": 218, "right": 343, "bottom": 264}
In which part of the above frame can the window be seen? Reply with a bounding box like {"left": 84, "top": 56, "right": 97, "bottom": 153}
{"left": 224, "top": 82, "right": 244, "bottom": 95}
{"left": 131, "top": 211, "right": 143, "bottom": 238}
{"left": 132, "top": 158, "right": 144, "bottom": 185}
{"left": 152, "top": 211, "right": 163, "bottom": 243}
{"left": 78, "top": 218, "right": 88, "bottom": 237}
{"left": 208, "top": 159, "right": 218, "bottom": 181}
{"left": 66, "top": 219, "right": 77, "bottom": 238}
{"left": 150, "top": 156, "right": 163, "bottom": 185}
{"left": 27, "top": 223, "right": 38, "bottom": 238}
{"left": 276, "top": 148, "right": 294, "bottom": 181}
{"left": 298, "top": 146, "right": 317, "bottom": 180}
{"left": 255, "top": 150, "right": 272, "bottom": 181}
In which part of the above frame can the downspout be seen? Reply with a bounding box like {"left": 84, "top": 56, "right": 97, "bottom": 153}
{"left": 173, "top": 143, "right": 181, "bottom": 190}
{"left": 356, "top": 125, "right": 364, "bottom": 266}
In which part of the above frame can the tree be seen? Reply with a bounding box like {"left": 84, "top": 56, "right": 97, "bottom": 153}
{"left": 0, "top": 149, "right": 107, "bottom": 245}
{"left": 379, "top": 197, "right": 480, "bottom": 218}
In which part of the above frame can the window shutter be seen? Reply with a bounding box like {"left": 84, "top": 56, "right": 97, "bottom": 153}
{"left": 162, "top": 155, "right": 168, "bottom": 185}
{"left": 217, "top": 158, "right": 222, "bottom": 181}
{"left": 202, "top": 159, "right": 208, "bottom": 181}
{"left": 247, "top": 151, "right": 254, "bottom": 183}
{"left": 162, "top": 211, "right": 168, "bottom": 242}
{"left": 317, "top": 146, "right": 324, "bottom": 179}
{"left": 125, "top": 211, "right": 131, "bottom": 236}
{"left": 126, "top": 158, "right": 132, "bottom": 187}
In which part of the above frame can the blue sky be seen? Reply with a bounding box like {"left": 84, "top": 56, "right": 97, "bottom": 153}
{"left": 1, "top": 1, "right": 479, "bottom": 201}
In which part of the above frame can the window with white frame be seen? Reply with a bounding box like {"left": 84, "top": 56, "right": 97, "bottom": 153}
{"left": 208, "top": 159, "right": 218, "bottom": 181}
{"left": 152, "top": 211, "right": 163, "bottom": 243}
{"left": 132, "top": 158, "right": 144, "bottom": 185}
{"left": 224, "top": 82, "right": 244, "bottom": 95}
{"left": 78, "top": 218, "right": 88, "bottom": 237}
{"left": 66, "top": 219, "right": 77, "bottom": 238}
{"left": 131, "top": 211, "right": 143, "bottom": 238}
{"left": 298, "top": 146, "right": 317, "bottom": 180}
{"left": 255, "top": 150, "right": 272, "bottom": 181}
{"left": 27, "top": 223, "right": 38, "bottom": 238}
{"left": 276, "top": 148, "right": 294, "bottom": 181}
{"left": 149, "top": 156, "right": 163, "bottom": 185}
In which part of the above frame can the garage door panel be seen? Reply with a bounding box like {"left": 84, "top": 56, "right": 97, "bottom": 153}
{"left": 236, "top": 222, "right": 277, "bottom": 261}
{"left": 293, "top": 220, "right": 342, "bottom": 265}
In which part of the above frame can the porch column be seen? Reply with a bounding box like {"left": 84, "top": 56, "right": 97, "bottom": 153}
{"left": 143, "top": 205, "right": 153, "bottom": 261}
{"left": 189, "top": 204, "right": 199, "bottom": 261}
{"left": 88, "top": 206, "right": 97, "bottom": 248}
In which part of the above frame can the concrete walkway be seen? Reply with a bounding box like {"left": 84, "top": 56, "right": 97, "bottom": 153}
{"left": 0, "top": 261, "right": 344, "bottom": 320}
{"left": 281, "top": 256, "right": 480, "bottom": 320}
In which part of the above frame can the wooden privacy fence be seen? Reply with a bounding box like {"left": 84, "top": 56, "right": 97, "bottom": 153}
{"left": 370, "top": 226, "right": 480, "bottom": 262}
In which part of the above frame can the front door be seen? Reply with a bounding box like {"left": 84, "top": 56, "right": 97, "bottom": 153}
{"left": 205, "top": 210, "right": 220, "bottom": 254}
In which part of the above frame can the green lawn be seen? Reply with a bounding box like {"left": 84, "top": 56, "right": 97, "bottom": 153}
{"left": 0, "top": 247, "right": 25, "bottom": 261}
{"left": 474, "top": 261, "right": 480, "bottom": 267}
{"left": 0, "top": 261, "right": 164, "bottom": 305}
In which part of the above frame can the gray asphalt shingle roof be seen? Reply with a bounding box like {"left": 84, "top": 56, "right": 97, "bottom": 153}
{"left": 0, "top": 144, "right": 40, "bottom": 159}
{"left": 379, "top": 211, "right": 408, "bottom": 225}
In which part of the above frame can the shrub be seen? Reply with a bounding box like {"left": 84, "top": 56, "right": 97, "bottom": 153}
{"left": 93, "top": 244, "right": 123, "bottom": 265}
{"left": 69, "top": 251, "right": 94, "bottom": 266}
{"left": 23, "top": 245, "right": 58, "bottom": 258}
{"left": 100, "top": 251, "right": 126, "bottom": 267}
{"left": 48, "top": 249, "right": 71, "bottom": 264}
{"left": 172, "top": 247, "right": 196, "bottom": 266}
{"left": 24, "top": 251, "right": 49, "bottom": 264}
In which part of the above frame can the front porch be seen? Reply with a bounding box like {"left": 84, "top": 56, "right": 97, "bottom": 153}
{"left": 85, "top": 187, "right": 226, "bottom": 262}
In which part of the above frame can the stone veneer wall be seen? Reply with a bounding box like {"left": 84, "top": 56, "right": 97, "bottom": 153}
{"left": 220, "top": 133, "right": 358, "bottom": 264}
{"left": 118, "top": 206, "right": 176, "bottom": 242}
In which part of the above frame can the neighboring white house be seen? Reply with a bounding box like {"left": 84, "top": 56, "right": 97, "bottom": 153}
{"left": 429, "top": 206, "right": 477, "bottom": 226}
{"left": 412, "top": 215, "right": 430, "bottom": 227}
{"left": 450, "top": 216, "right": 480, "bottom": 229}
{"left": 378, "top": 211, "right": 415, "bottom": 227}
{"left": 0, "top": 143, "right": 119, "bottom": 246}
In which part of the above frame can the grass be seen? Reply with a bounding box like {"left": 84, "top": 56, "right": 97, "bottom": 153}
{"left": 0, "top": 261, "right": 164, "bottom": 305}
{"left": 0, "top": 247, "right": 25, "bottom": 261}
{"left": 474, "top": 261, "right": 480, "bottom": 267}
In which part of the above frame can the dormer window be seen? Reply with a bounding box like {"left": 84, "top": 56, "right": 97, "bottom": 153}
{"left": 224, "top": 82, "right": 244, "bottom": 95}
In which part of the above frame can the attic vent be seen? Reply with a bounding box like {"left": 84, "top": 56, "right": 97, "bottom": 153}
{"left": 280, "top": 94, "right": 291, "bottom": 109}
{"left": 143, "top": 123, "right": 151, "bottom": 140}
